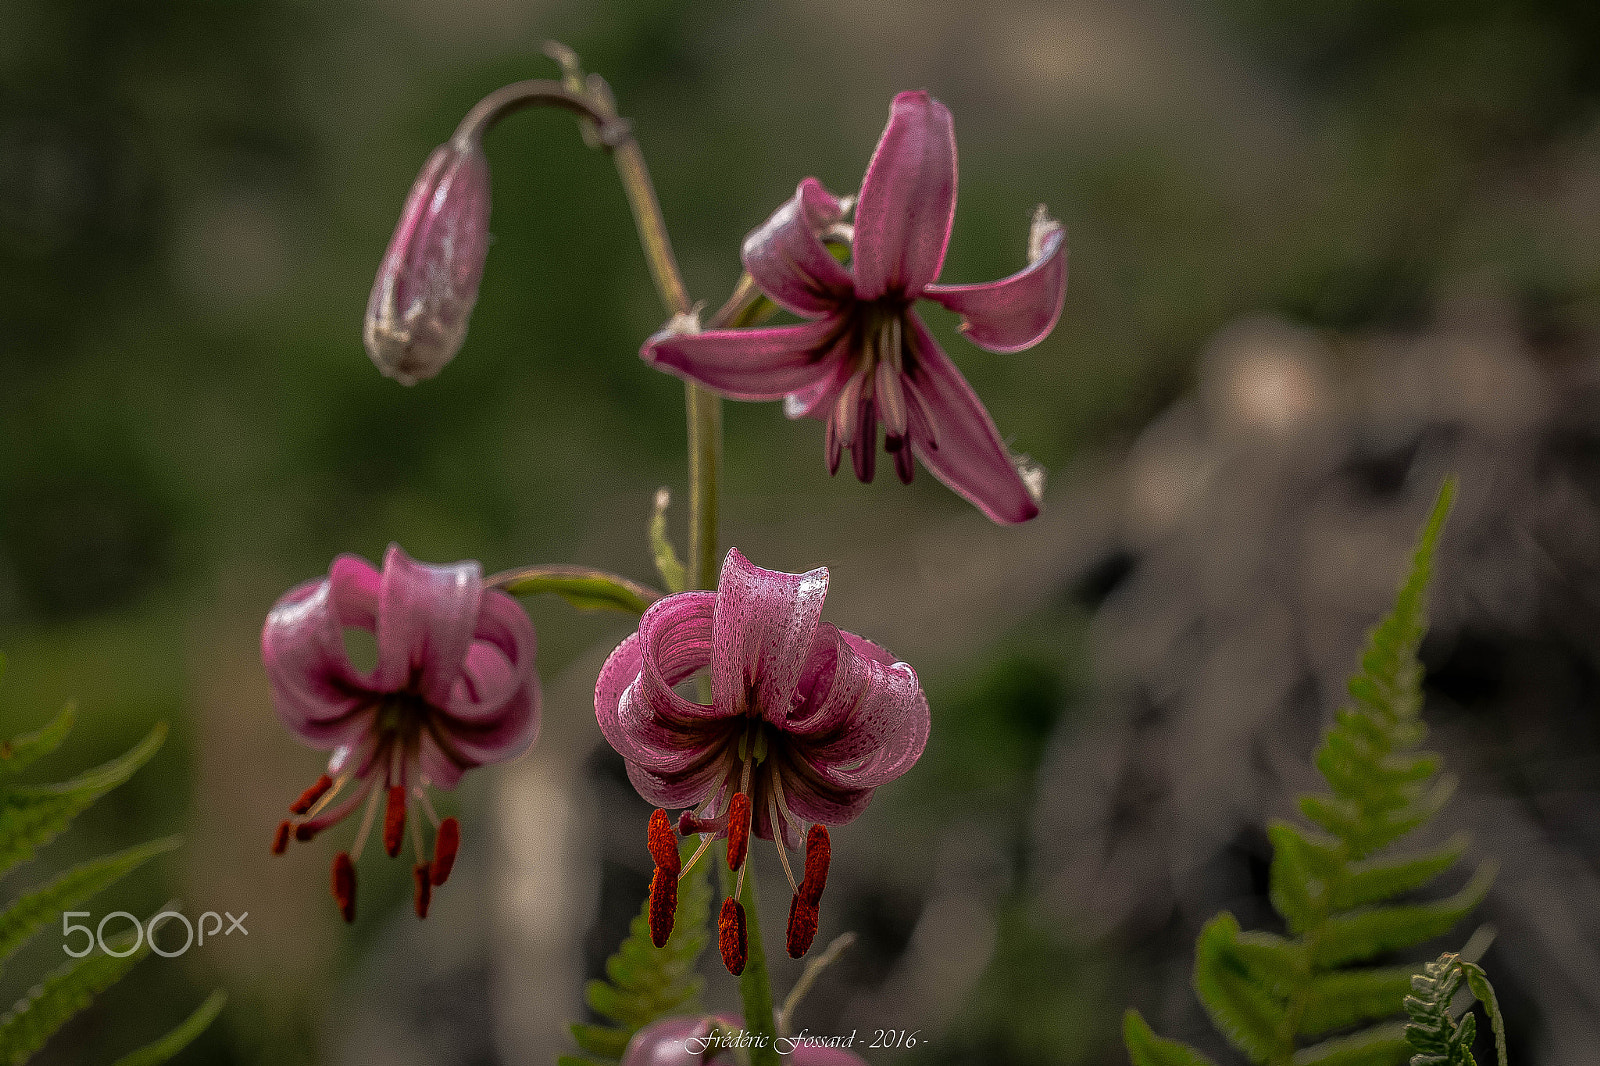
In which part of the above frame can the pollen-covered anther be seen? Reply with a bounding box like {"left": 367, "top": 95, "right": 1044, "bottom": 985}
{"left": 647, "top": 807, "right": 680, "bottom": 874}
{"left": 413, "top": 863, "right": 433, "bottom": 919}
{"left": 648, "top": 867, "right": 678, "bottom": 948}
{"left": 718, "top": 896, "right": 748, "bottom": 976}
{"left": 270, "top": 820, "right": 292, "bottom": 855}
{"left": 294, "top": 821, "right": 323, "bottom": 843}
{"left": 725, "top": 793, "right": 751, "bottom": 871}
{"left": 786, "top": 894, "right": 819, "bottom": 959}
{"left": 383, "top": 786, "right": 406, "bottom": 858}
{"left": 289, "top": 774, "right": 334, "bottom": 815}
{"left": 331, "top": 852, "right": 357, "bottom": 924}
{"left": 800, "top": 823, "right": 831, "bottom": 905}
{"left": 430, "top": 816, "right": 460, "bottom": 886}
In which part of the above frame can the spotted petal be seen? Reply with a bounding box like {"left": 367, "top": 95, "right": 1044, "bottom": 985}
{"left": 711, "top": 549, "right": 830, "bottom": 725}
{"left": 903, "top": 313, "right": 1041, "bottom": 523}
{"left": 852, "top": 90, "right": 957, "bottom": 301}
{"left": 741, "top": 178, "right": 854, "bottom": 318}
{"left": 923, "top": 215, "right": 1067, "bottom": 353}
{"left": 261, "top": 560, "right": 382, "bottom": 749}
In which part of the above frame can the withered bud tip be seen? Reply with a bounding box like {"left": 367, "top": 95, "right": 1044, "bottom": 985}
{"left": 430, "top": 817, "right": 460, "bottom": 886}
{"left": 718, "top": 896, "right": 747, "bottom": 976}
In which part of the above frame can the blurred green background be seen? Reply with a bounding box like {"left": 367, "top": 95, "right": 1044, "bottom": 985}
{"left": 3, "top": 0, "right": 1599, "bottom": 1063}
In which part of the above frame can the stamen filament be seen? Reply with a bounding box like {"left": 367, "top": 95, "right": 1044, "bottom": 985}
{"left": 412, "top": 786, "right": 442, "bottom": 828}
{"left": 678, "top": 833, "right": 716, "bottom": 882}
{"left": 768, "top": 792, "right": 799, "bottom": 893}
{"left": 301, "top": 771, "right": 351, "bottom": 821}
{"left": 349, "top": 781, "right": 384, "bottom": 864}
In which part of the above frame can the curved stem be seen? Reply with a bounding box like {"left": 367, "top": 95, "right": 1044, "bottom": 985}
{"left": 725, "top": 849, "right": 781, "bottom": 1066}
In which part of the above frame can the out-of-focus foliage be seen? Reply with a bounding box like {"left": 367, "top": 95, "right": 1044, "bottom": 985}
{"left": 0, "top": 661, "right": 223, "bottom": 1065}
{"left": 562, "top": 838, "right": 712, "bottom": 1065}
{"left": 1126, "top": 481, "right": 1492, "bottom": 1066}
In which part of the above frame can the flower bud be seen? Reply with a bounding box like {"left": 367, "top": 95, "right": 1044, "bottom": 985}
{"left": 363, "top": 139, "right": 491, "bottom": 385}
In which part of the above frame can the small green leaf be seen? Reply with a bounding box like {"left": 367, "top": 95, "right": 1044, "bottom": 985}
{"left": 649, "top": 489, "right": 687, "bottom": 595}
{"left": 1316, "top": 865, "right": 1495, "bottom": 969}
{"left": 492, "top": 566, "right": 660, "bottom": 615}
{"left": 0, "top": 706, "right": 75, "bottom": 783}
{"left": 0, "top": 723, "right": 167, "bottom": 875}
{"left": 1123, "top": 1009, "right": 1220, "bottom": 1066}
{"left": 1193, "top": 914, "right": 1284, "bottom": 1064}
{"left": 1337, "top": 835, "right": 1469, "bottom": 911}
{"left": 0, "top": 923, "right": 148, "bottom": 1064}
{"left": 570, "top": 1022, "right": 631, "bottom": 1057}
{"left": 109, "top": 989, "right": 226, "bottom": 1066}
{"left": 1291, "top": 1021, "right": 1410, "bottom": 1066}
{"left": 0, "top": 836, "right": 181, "bottom": 968}
{"left": 1461, "top": 964, "right": 1507, "bottom": 1066}
{"left": 1299, "top": 965, "right": 1417, "bottom": 1038}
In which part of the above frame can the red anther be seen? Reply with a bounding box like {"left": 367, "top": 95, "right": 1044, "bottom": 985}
{"left": 648, "top": 867, "right": 678, "bottom": 948}
{"left": 718, "top": 896, "right": 748, "bottom": 976}
{"left": 270, "top": 821, "right": 292, "bottom": 856}
{"left": 289, "top": 774, "right": 333, "bottom": 815}
{"left": 800, "top": 824, "right": 831, "bottom": 905}
{"left": 648, "top": 808, "right": 681, "bottom": 874}
{"left": 786, "top": 894, "right": 819, "bottom": 959}
{"left": 413, "top": 863, "right": 433, "bottom": 919}
{"left": 331, "top": 852, "right": 357, "bottom": 924}
{"left": 430, "top": 817, "right": 460, "bottom": 886}
{"left": 295, "top": 822, "right": 322, "bottom": 843}
{"left": 383, "top": 786, "right": 406, "bottom": 858}
{"left": 725, "top": 794, "right": 751, "bottom": 871}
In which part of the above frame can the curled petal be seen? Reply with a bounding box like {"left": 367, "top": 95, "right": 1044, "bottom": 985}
{"left": 741, "top": 178, "right": 854, "bottom": 318}
{"left": 852, "top": 90, "right": 957, "bottom": 301}
{"left": 711, "top": 549, "right": 829, "bottom": 725}
{"left": 435, "top": 590, "right": 540, "bottom": 767}
{"left": 373, "top": 544, "right": 484, "bottom": 704}
{"left": 262, "top": 573, "right": 376, "bottom": 749}
{"left": 786, "top": 632, "right": 929, "bottom": 789}
{"left": 642, "top": 317, "right": 844, "bottom": 401}
{"left": 903, "top": 313, "right": 1041, "bottom": 524}
{"left": 922, "top": 215, "right": 1067, "bottom": 353}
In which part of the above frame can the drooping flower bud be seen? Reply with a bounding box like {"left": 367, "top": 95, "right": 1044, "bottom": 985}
{"left": 363, "top": 138, "right": 492, "bottom": 386}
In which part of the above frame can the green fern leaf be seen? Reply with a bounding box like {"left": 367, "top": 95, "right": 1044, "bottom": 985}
{"left": 1315, "top": 865, "right": 1495, "bottom": 969}
{"left": 1292, "top": 1022, "right": 1410, "bottom": 1066}
{"left": 0, "top": 707, "right": 75, "bottom": 787}
{"left": 1130, "top": 479, "right": 1497, "bottom": 1066}
{"left": 1403, "top": 953, "right": 1507, "bottom": 1066}
{"left": 1193, "top": 914, "right": 1285, "bottom": 1064}
{"left": 1124, "top": 1010, "right": 1220, "bottom": 1066}
{"left": 0, "top": 837, "right": 181, "bottom": 971}
{"left": 0, "top": 924, "right": 149, "bottom": 1065}
{"left": 0, "top": 724, "right": 167, "bottom": 875}
{"left": 108, "top": 989, "right": 227, "bottom": 1066}
{"left": 565, "top": 838, "right": 712, "bottom": 1062}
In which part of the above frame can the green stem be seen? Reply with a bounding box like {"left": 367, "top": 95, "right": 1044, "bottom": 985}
{"left": 737, "top": 862, "right": 782, "bottom": 1066}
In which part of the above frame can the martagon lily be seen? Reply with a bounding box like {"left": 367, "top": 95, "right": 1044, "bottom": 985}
{"left": 262, "top": 544, "right": 540, "bottom": 922}
{"left": 643, "top": 90, "right": 1067, "bottom": 525}
{"left": 595, "top": 548, "right": 929, "bottom": 974}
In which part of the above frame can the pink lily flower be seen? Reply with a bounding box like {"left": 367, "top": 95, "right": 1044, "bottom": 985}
{"left": 262, "top": 544, "right": 539, "bottom": 921}
{"left": 623, "top": 1015, "right": 868, "bottom": 1065}
{"left": 595, "top": 549, "right": 929, "bottom": 971}
{"left": 642, "top": 90, "right": 1067, "bottom": 524}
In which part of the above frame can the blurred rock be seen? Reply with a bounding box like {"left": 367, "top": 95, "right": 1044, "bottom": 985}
{"left": 1033, "top": 307, "right": 1600, "bottom": 1064}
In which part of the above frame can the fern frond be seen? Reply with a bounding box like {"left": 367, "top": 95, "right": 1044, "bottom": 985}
{"left": 1124, "top": 1009, "right": 1220, "bottom": 1066}
{"left": 0, "top": 837, "right": 181, "bottom": 970}
{"left": 564, "top": 839, "right": 713, "bottom": 1062}
{"left": 108, "top": 990, "right": 227, "bottom": 1066}
{"left": 0, "top": 923, "right": 149, "bottom": 1065}
{"left": 0, "top": 723, "right": 167, "bottom": 875}
{"left": 0, "top": 707, "right": 75, "bottom": 788}
{"left": 1129, "top": 479, "right": 1495, "bottom": 1066}
{"left": 1402, "top": 954, "right": 1507, "bottom": 1066}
